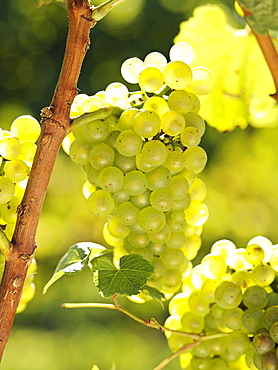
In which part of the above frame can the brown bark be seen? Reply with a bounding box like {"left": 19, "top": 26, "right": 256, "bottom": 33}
{"left": 0, "top": 0, "right": 95, "bottom": 360}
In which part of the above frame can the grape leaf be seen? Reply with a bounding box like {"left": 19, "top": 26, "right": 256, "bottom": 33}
{"left": 43, "top": 242, "right": 109, "bottom": 294}
{"left": 239, "top": 0, "right": 278, "bottom": 34}
{"left": 175, "top": 5, "right": 278, "bottom": 131}
{"left": 140, "top": 284, "right": 165, "bottom": 307}
{"left": 92, "top": 254, "right": 154, "bottom": 298}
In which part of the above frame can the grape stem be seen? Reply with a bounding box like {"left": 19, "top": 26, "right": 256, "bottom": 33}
{"left": 0, "top": 0, "right": 96, "bottom": 360}
{"left": 240, "top": 6, "right": 278, "bottom": 102}
{"left": 92, "top": 0, "right": 128, "bottom": 21}
{"left": 62, "top": 298, "right": 230, "bottom": 369}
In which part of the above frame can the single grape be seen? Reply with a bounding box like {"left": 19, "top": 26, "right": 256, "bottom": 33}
{"left": 10, "top": 115, "right": 41, "bottom": 143}
{"left": 243, "top": 285, "right": 269, "bottom": 309}
{"left": 87, "top": 190, "right": 114, "bottom": 217}
{"left": 269, "top": 321, "right": 278, "bottom": 344}
{"left": 214, "top": 281, "right": 242, "bottom": 309}
{"left": 134, "top": 110, "right": 161, "bottom": 138}
{"left": 184, "top": 112, "right": 206, "bottom": 136}
{"left": 88, "top": 143, "right": 115, "bottom": 170}
{"left": 114, "top": 152, "right": 136, "bottom": 174}
{"left": 163, "top": 61, "right": 192, "bottom": 90}
{"left": 160, "top": 110, "right": 185, "bottom": 136}
{"left": 0, "top": 137, "right": 21, "bottom": 160}
{"left": 138, "top": 67, "right": 164, "bottom": 93}
{"left": 164, "top": 150, "right": 186, "bottom": 173}
{"left": 118, "top": 108, "right": 139, "bottom": 131}
{"left": 70, "top": 138, "right": 91, "bottom": 165}
{"left": 0, "top": 177, "right": 15, "bottom": 205}
{"left": 189, "top": 66, "right": 215, "bottom": 95}
{"left": 242, "top": 308, "right": 264, "bottom": 333}
{"left": 4, "top": 159, "right": 29, "bottom": 182}
{"left": 121, "top": 57, "right": 145, "bottom": 84}
{"left": 117, "top": 202, "right": 139, "bottom": 225}
{"left": 167, "top": 90, "right": 193, "bottom": 115}
{"left": 160, "top": 247, "right": 186, "bottom": 270}
{"left": 181, "top": 311, "right": 205, "bottom": 333}
{"left": 82, "top": 119, "right": 109, "bottom": 144}
{"left": 180, "top": 127, "right": 201, "bottom": 148}
{"left": 98, "top": 166, "right": 124, "bottom": 193}
{"left": 188, "top": 290, "right": 210, "bottom": 316}
{"left": 168, "top": 175, "right": 189, "bottom": 200}
{"left": 201, "top": 254, "right": 227, "bottom": 279}
{"left": 166, "top": 231, "right": 187, "bottom": 249}
{"left": 252, "top": 264, "right": 275, "bottom": 286}
{"left": 148, "top": 242, "right": 166, "bottom": 255}
{"left": 81, "top": 96, "right": 105, "bottom": 113}
{"left": 263, "top": 306, "right": 278, "bottom": 331}
{"left": 141, "top": 140, "right": 168, "bottom": 167}
{"left": 143, "top": 96, "right": 169, "bottom": 118}
{"left": 123, "top": 170, "right": 147, "bottom": 196}
{"left": 107, "top": 216, "right": 130, "bottom": 238}
{"left": 137, "top": 206, "right": 165, "bottom": 233}
{"left": 169, "top": 42, "right": 194, "bottom": 65}
{"left": 150, "top": 188, "right": 174, "bottom": 212}
{"left": 222, "top": 307, "right": 243, "bottom": 330}
{"left": 144, "top": 52, "right": 167, "bottom": 70}
{"left": 0, "top": 196, "right": 21, "bottom": 224}
{"left": 148, "top": 222, "right": 171, "bottom": 244}
{"left": 185, "top": 201, "right": 209, "bottom": 227}
{"left": 146, "top": 166, "right": 171, "bottom": 191}
{"left": 183, "top": 146, "right": 207, "bottom": 173}
{"left": 253, "top": 332, "right": 275, "bottom": 356}
{"left": 105, "top": 82, "right": 129, "bottom": 107}
{"left": 116, "top": 130, "right": 143, "bottom": 157}
{"left": 244, "top": 244, "right": 265, "bottom": 265}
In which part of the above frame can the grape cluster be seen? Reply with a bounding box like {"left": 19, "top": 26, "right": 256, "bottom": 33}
{"left": 0, "top": 114, "right": 41, "bottom": 312}
{"left": 66, "top": 43, "right": 214, "bottom": 297}
{"left": 165, "top": 236, "right": 278, "bottom": 370}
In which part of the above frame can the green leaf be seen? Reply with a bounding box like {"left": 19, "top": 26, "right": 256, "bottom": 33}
{"left": 92, "top": 254, "right": 154, "bottom": 298}
{"left": 43, "top": 242, "right": 108, "bottom": 294}
{"left": 239, "top": 0, "right": 278, "bottom": 34}
{"left": 140, "top": 285, "right": 165, "bottom": 307}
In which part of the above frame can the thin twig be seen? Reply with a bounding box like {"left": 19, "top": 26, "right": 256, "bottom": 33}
{"left": 92, "top": 0, "right": 128, "bottom": 21}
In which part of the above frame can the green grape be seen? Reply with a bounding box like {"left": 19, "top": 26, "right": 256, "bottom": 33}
{"left": 134, "top": 110, "right": 161, "bottom": 138}
{"left": 148, "top": 242, "right": 166, "bottom": 255}
{"left": 167, "top": 332, "right": 193, "bottom": 353}
{"left": 148, "top": 222, "right": 171, "bottom": 244}
{"left": 105, "top": 82, "right": 129, "bottom": 107}
{"left": 169, "top": 42, "right": 194, "bottom": 65}
{"left": 98, "top": 166, "right": 124, "bottom": 193}
{"left": 105, "top": 130, "right": 120, "bottom": 149}
{"left": 168, "top": 292, "right": 190, "bottom": 317}
{"left": 269, "top": 248, "right": 278, "bottom": 272}
{"left": 171, "top": 194, "right": 191, "bottom": 211}
{"left": 150, "top": 188, "right": 174, "bottom": 212}
{"left": 242, "top": 308, "right": 264, "bottom": 333}
{"left": 0, "top": 177, "right": 15, "bottom": 205}
{"left": 144, "top": 51, "right": 167, "bottom": 70}
{"left": 107, "top": 216, "right": 130, "bottom": 238}
{"left": 185, "top": 201, "right": 208, "bottom": 226}
{"left": 0, "top": 137, "right": 21, "bottom": 160}
{"left": 168, "top": 175, "right": 189, "bottom": 200}
{"left": 263, "top": 306, "right": 278, "bottom": 331}
{"left": 118, "top": 108, "right": 139, "bottom": 131}
{"left": 201, "top": 254, "right": 227, "bottom": 279}
{"left": 130, "top": 247, "right": 153, "bottom": 262}
{"left": 20, "top": 281, "right": 36, "bottom": 303}
{"left": 200, "top": 278, "right": 219, "bottom": 303}
{"left": 136, "top": 152, "right": 156, "bottom": 173}
{"left": 117, "top": 202, "right": 139, "bottom": 225}
{"left": 181, "top": 311, "right": 205, "bottom": 333}
{"left": 160, "top": 110, "right": 185, "bottom": 136}
{"left": 243, "top": 285, "right": 269, "bottom": 309}
{"left": 138, "top": 67, "right": 164, "bottom": 93}
{"left": 82, "top": 119, "right": 109, "bottom": 144}
{"left": 222, "top": 307, "right": 243, "bottom": 330}
{"left": 86, "top": 165, "right": 100, "bottom": 186}
{"left": 252, "top": 332, "right": 275, "bottom": 356}
{"left": 137, "top": 206, "right": 165, "bottom": 233}
{"left": 127, "top": 232, "right": 149, "bottom": 248}
{"left": 17, "top": 141, "right": 37, "bottom": 162}
{"left": 188, "top": 177, "right": 207, "bottom": 202}
{"left": 225, "top": 331, "right": 251, "bottom": 357}
{"left": 166, "top": 215, "right": 186, "bottom": 232}
{"left": 190, "top": 356, "right": 211, "bottom": 370}
{"left": 80, "top": 95, "right": 105, "bottom": 113}
{"left": 214, "top": 281, "right": 242, "bottom": 309}
{"left": 183, "top": 235, "right": 201, "bottom": 260}
{"left": 70, "top": 138, "right": 91, "bottom": 165}
{"left": 166, "top": 232, "right": 187, "bottom": 249}
{"left": 269, "top": 322, "right": 278, "bottom": 344}
{"left": 149, "top": 257, "right": 166, "bottom": 281}
{"left": 130, "top": 189, "right": 151, "bottom": 209}
{"left": 170, "top": 210, "right": 185, "bottom": 223}
{"left": 252, "top": 264, "right": 275, "bottom": 287}
{"left": 191, "top": 341, "right": 211, "bottom": 358}
{"left": 163, "top": 61, "right": 192, "bottom": 90}
{"left": 232, "top": 270, "right": 254, "bottom": 291}
{"left": 188, "top": 290, "right": 210, "bottom": 316}
{"left": 167, "top": 90, "right": 193, "bottom": 115}
{"left": 184, "top": 112, "right": 206, "bottom": 136}
{"left": 188, "top": 93, "right": 201, "bottom": 113}
{"left": 160, "top": 248, "right": 186, "bottom": 269}
{"left": 123, "top": 170, "right": 147, "bottom": 196}
{"left": 180, "top": 167, "right": 195, "bottom": 187}
{"left": 146, "top": 166, "right": 171, "bottom": 191}
{"left": 183, "top": 146, "right": 207, "bottom": 173}
{"left": 88, "top": 143, "right": 115, "bottom": 170}
{"left": 211, "top": 239, "right": 236, "bottom": 266}
{"left": 244, "top": 244, "right": 265, "bottom": 265}
{"left": 10, "top": 115, "right": 41, "bottom": 143}
{"left": 206, "top": 337, "right": 226, "bottom": 356}
{"left": 230, "top": 248, "right": 253, "bottom": 271}
{"left": 114, "top": 152, "right": 136, "bottom": 174}
{"left": 163, "top": 269, "right": 183, "bottom": 291}
{"left": 0, "top": 196, "right": 21, "bottom": 224}
{"left": 143, "top": 96, "right": 169, "bottom": 118}
{"left": 180, "top": 126, "right": 201, "bottom": 148}
{"left": 261, "top": 350, "right": 278, "bottom": 370}
{"left": 83, "top": 180, "right": 95, "bottom": 199}
{"left": 247, "top": 236, "right": 273, "bottom": 263}
{"left": 4, "top": 159, "right": 29, "bottom": 182}
{"left": 211, "top": 303, "right": 225, "bottom": 319}
{"left": 267, "top": 292, "right": 278, "bottom": 308}
{"left": 87, "top": 190, "right": 114, "bottom": 217}
{"left": 189, "top": 66, "right": 215, "bottom": 95}
{"left": 116, "top": 129, "right": 143, "bottom": 157}
{"left": 141, "top": 140, "right": 168, "bottom": 167}
{"left": 121, "top": 57, "right": 145, "bottom": 84}
{"left": 204, "top": 312, "right": 218, "bottom": 332}
{"left": 164, "top": 150, "right": 186, "bottom": 173}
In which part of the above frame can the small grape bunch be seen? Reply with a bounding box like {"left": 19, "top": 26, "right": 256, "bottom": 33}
{"left": 66, "top": 42, "right": 214, "bottom": 298}
{"left": 164, "top": 236, "right": 278, "bottom": 370}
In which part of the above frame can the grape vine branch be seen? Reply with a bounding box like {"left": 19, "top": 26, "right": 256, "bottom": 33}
{"left": 0, "top": 0, "right": 95, "bottom": 360}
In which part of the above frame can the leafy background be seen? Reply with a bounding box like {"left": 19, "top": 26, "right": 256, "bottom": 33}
{"left": 1, "top": 0, "right": 278, "bottom": 369}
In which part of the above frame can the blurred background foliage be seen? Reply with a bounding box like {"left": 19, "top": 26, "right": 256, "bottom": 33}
{"left": 1, "top": 0, "right": 278, "bottom": 369}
